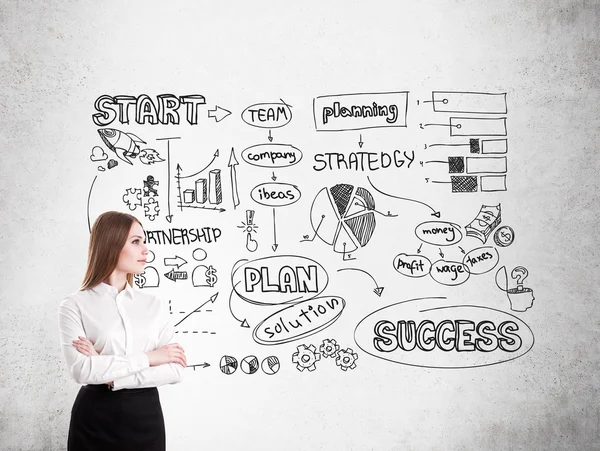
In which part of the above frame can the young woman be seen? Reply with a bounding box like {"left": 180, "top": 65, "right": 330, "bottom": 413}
{"left": 58, "top": 211, "right": 186, "bottom": 451}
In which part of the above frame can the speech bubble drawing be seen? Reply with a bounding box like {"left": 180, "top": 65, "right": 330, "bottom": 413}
{"left": 415, "top": 221, "right": 463, "bottom": 246}
{"left": 232, "top": 255, "right": 329, "bottom": 306}
{"left": 253, "top": 295, "right": 346, "bottom": 345}
{"left": 392, "top": 253, "right": 432, "bottom": 278}
{"left": 241, "top": 143, "right": 302, "bottom": 168}
{"left": 463, "top": 246, "right": 499, "bottom": 275}
{"left": 354, "top": 297, "right": 535, "bottom": 369}
{"left": 250, "top": 182, "right": 301, "bottom": 207}
{"left": 430, "top": 260, "right": 470, "bottom": 286}
{"left": 241, "top": 102, "right": 293, "bottom": 129}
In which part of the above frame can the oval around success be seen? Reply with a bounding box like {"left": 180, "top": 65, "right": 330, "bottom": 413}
{"left": 354, "top": 297, "right": 535, "bottom": 369}
{"left": 253, "top": 296, "right": 345, "bottom": 345}
{"left": 463, "top": 246, "right": 499, "bottom": 275}
{"left": 250, "top": 182, "right": 301, "bottom": 207}
{"left": 232, "top": 255, "right": 329, "bottom": 306}
{"left": 430, "top": 260, "right": 470, "bottom": 286}
{"left": 241, "top": 102, "right": 292, "bottom": 128}
{"left": 241, "top": 143, "right": 302, "bottom": 168}
{"left": 393, "top": 253, "right": 431, "bottom": 278}
{"left": 415, "top": 221, "right": 463, "bottom": 246}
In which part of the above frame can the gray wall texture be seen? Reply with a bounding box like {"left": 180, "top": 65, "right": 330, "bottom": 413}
{"left": 0, "top": 1, "right": 599, "bottom": 450}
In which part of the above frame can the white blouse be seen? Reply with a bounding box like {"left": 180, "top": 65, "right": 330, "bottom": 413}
{"left": 58, "top": 282, "right": 184, "bottom": 390}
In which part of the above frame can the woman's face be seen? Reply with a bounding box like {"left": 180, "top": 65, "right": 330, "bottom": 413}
{"left": 116, "top": 222, "right": 149, "bottom": 275}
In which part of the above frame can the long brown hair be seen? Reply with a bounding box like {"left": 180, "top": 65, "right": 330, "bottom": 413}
{"left": 81, "top": 211, "right": 142, "bottom": 290}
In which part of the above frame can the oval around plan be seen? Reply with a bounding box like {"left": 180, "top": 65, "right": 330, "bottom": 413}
{"left": 241, "top": 143, "right": 303, "bottom": 168}
{"left": 250, "top": 182, "right": 301, "bottom": 207}
{"left": 253, "top": 296, "right": 346, "bottom": 345}
{"left": 241, "top": 103, "right": 293, "bottom": 128}
{"left": 415, "top": 221, "right": 463, "bottom": 246}
{"left": 232, "top": 255, "right": 329, "bottom": 306}
{"left": 353, "top": 297, "right": 535, "bottom": 369}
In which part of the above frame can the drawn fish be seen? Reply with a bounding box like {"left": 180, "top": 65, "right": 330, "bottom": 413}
{"left": 97, "top": 128, "right": 145, "bottom": 165}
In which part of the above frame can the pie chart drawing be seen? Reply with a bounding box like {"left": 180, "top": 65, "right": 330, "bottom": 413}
{"left": 310, "top": 183, "right": 376, "bottom": 254}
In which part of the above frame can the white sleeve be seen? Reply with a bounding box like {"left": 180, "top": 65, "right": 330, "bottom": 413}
{"left": 58, "top": 297, "right": 150, "bottom": 385}
{"left": 112, "top": 298, "right": 185, "bottom": 390}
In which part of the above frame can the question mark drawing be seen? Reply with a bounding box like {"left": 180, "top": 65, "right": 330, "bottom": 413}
{"left": 511, "top": 266, "right": 528, "bottom": 292}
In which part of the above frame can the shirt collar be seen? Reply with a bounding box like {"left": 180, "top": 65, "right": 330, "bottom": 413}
{"left": 91, "top": 282, "right": 135, "bottom": 299}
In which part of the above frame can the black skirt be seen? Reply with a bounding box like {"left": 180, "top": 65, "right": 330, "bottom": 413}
{"left": 68, "top": 384, "right": 165, "bottom": 451}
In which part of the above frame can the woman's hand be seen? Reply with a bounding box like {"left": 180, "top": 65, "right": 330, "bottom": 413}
{"left": 146, "top": 343, "right": 187, "bottom": 368}
{"left": 72, "top": 336, "right": 99, "bottom": 357}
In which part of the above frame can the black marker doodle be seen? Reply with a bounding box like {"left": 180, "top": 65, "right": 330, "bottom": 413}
{"left": 430, "top": 91, "right": 507, "bottom": 114}
{"left": 319, "top": 338, "right": 340, "bottom": 358}
{"left": 90, "top": 146, "right": 108, "bottom": 162}
{"left": 97, "top": 129, "right": 163, "bottom": 166}
{"left": 431, "top": 175, "right": 478, "bottom": 193}
{"left": 465, "top": 157, "right": 507, "bottom": 174}
{"left": 144, "top": 197, "right": 160, "bottom": 221}
{"left": 175, "top": 152, "right": 225, "bottom": 212}
{"left": 155, "top": 137, "right": 181, "bottom": 223}
{"left": 186, "top": 363, "right": 210, "bottom": 371}
{"left": 107, "top": 159, "right": 118, "bottom": 169}
{"left": 86, "top": 176, "right": 98, "bottom": 233}
{"left": 238, "top": 210, "right": 259, "bottom": 252}
{"left": 465, "top": 204, "right": 501, "bottom": 243}
{"left": 207, "top": 105, "right": 231, "bottom": 123}
{"left": 496, "top": 266, "right": 535, "bottom": 312}
{"left": 192, "top": 263, "right": 218, "bottom": 288}
{"left": 228, "top": 148, "right": 240, "bottom": 209}
{"left": 309, "top": 183, "right": 378, "bottom": 256}
{"left": 219, "top": 356, "right": 238, "bottom": 375}
{"left": 268, "top": 130, "right": 273, "bottom": 142}
{"left": 336, "top": 348, "right": 358, "bottom": 371}
{"left": 337, "top": 268, "right": 384, "bottom": 297}
{"left": 393, "top": 253, "right": 432, "bottom": 278}
{"left": 164, "top": 255, "right": 187, "bottom": 269}
{"left": 429, "top": 259, "right": 471, "bottom": 286}
{"left": 93, "top": 94, "right": 206, "bottom": 126}
{"left": 415, "top": 221, "right": 463, "bottom": 247}
{"left": 241, "top": 143, "right": 302, "bottom": 169}
{"left": 143, "top": 175, "right": 159, "bottom": 197}
{"left": 367, "top": 176, "right": 441, "bottom": 218}
{"left": 480, "top": 175, "right": 507, "bottom": 192}
{"left": 313, "top": 91, "right": 408, "bottom": 131}
{"left": 228, "top": 285, "right": 250, "bottom": 329}
{"left": 272, "top": 208, "right": 278, "bottom": 252}
{"left": 164, "top": 269, "right": 187, "bottom": 282}
{"left": 292, "top": 344, "right": 321, "bottom": 372}
{"left": 493, "top": 225, "right": 515, "bottom": 247}
{"left": 122, "top": 188, "right": 143, "bottom": 211}
{"left": 240, "top": 356, "right": 260, "bottom": 375}
{"left": 261, "top": 356, "right": 280, "bottom": 375}
{"left": 241, "top": 100, "right": 292, "bottom": 129}
{"left": 313, "top": 149, "right": 415, "bottom": 172}
{"left": 354, "top": 297, "right": 535, "bottom": 369}
{"left": 144, "top": 227, "right": 221, "bottom": 246}
{"left": 173, "top": 292, "right": 218, "bottom": 327}
{"left": 481, "top": 139, "right": 508, "bottom": 154}
{"left": 449, "top": 117, "right": 507, "bottom": 137}
{"left": 462, "top": 247, "right": 499, "bottom": 275}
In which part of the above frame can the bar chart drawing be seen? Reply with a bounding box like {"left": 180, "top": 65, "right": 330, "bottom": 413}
{"left": 175, "top": 154, "right": 225, "bottom": 212}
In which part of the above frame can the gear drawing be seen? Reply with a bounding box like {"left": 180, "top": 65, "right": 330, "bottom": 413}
{"left": 144, "top": 197, "right": 160, "bottom": 221}
{"left": 122, "top": 188, "right": 142, "bottom": 211}
{"left": 336, "top": 348, "right": 358, "bottom": 371}
{"left": 291, "top": 344, "right": 321, "bottom": 372}
{"left": 319, "top": 338, "right": 340, "bottom": 358}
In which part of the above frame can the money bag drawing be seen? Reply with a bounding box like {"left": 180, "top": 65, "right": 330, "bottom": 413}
{"left": 495, "top": 265, "right": 535, "bottom": 312}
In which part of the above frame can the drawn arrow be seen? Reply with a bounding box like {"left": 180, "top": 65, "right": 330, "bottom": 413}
{"left": 187, "top": 363, "right": 210, "bottom": 370}
{"left": 272, "top": 208, "right": 278, "bottom": 252}
{"left": 367, "top": 176, "right": 441, "bottom": 218}
{"left": 459, "top": 246, "right": 466, "bottom": 254}
{"left": 174, "top": 292, "right": 219, "bottom": 327}
{"left": 164, "top": 256, "right": 187, "bottom": 269}
{"left": 439, "top": 248, "right": 444, "bottom": 258}
{"left": 87, "top": 175, "right": 98, "bottom": 233}
{"left": 228, "top": 148, "right": 240, "bottom": 210}
{"left": 268, "top": 130, "right": 273, "bottom": 142}
{"left": 178, "top": 149, "right": 219, "bottom": 180}
{"left": 228, "top": 286, "right": 250, "bottom": 328}
{"left": 337, "top": 268, "right": 384, "bottom": 297}
{"left": 358, "top": 133, "right": 363, "bottom": 148}
{"left": 175, "top": 164, "right": 183, "bottom": 211}
{"left": 271, "top": 171, "right": 277, "bottom": 181}
{"left": 155, "top": 137, "right": 181, "bottom": 223}
{"left": 208, "top": 105, "right": 231, "bottom": 122}
{"left": 164, "top": 269, "right": 188, "bottom": 282}
{"left": 417, "top": 243, "right": 423, "bottom": 254}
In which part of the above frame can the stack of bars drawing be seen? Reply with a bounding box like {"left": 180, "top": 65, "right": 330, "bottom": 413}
{"left": 432, "top": 91, "right": 509, "bottom": 193}
{"left": 179, "top": 169, "right": 223, "bottom": 208}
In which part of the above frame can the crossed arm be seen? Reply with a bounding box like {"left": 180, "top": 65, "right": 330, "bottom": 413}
{"left": 59, "top": 298, "right": 187, "bottom": 390}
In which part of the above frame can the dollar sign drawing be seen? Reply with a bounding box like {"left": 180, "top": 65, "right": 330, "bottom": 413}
{"left": 205, "top": 265, "right": 218, "bottom": 287}
{"left": 134, "top": 273, "right": 146, "bottom": 289}
{"left": 500, "top": 230, "right": 511, "bottom": 241}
